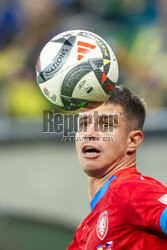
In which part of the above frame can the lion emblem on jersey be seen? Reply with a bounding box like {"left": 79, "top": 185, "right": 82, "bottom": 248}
{"left": 96, "top": 211, "right": 108, "bottom": 240}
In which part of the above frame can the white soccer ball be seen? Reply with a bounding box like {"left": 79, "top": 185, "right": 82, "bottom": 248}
{"left": 36, "top": 30, "right": 119, "bottom": 111}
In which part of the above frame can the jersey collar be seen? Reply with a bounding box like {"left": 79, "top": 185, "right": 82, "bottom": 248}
{"left": 89, "top": 166, "right": 137, "bottom": 211}
{"left": 90, "top": 175, "right": 116, "bottom": 211}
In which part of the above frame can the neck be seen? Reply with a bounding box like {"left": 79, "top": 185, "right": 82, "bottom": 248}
{"left": 88, "top": 156, "right": 136, "bottom": 202}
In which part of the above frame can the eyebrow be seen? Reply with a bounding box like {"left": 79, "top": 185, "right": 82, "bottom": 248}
{"left": 99, "top": 114, "right": 112, "bottom": 119}
{"left": 99, "top": 114, "right": 119, "bottom": 125}
{"left": 78, "top": 114, "right": 89, "bottom": 119}
{"left": 79, "top": 114, "right": 118, "bottom": 122}
{"left": 78, "top": 115, "right": 92, "bottom": 125}
{"left": 78, "top": 116, "right": 88, "bottom": 122}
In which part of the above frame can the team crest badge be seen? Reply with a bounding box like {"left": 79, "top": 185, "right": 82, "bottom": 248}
{"left": 96, "top": 211, "right": 108, "bottom": 240}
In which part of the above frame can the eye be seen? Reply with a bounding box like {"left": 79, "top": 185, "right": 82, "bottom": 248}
{"left": 80, "top": 121, "right": 88, "bottom": 127}
{"left": 103, "top": 122, "right": 113, "bottom": 127}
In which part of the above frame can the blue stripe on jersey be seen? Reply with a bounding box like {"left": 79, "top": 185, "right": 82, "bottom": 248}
{"left": 90, "top": 176, "right": 116, "bottom": 211}
{"left": 159, "top": 207, "right": 167, "bottom": 234}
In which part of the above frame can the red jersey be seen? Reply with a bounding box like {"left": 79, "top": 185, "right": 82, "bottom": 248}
{"left": 67, "top": 167, "right": 167, "bottom": 250}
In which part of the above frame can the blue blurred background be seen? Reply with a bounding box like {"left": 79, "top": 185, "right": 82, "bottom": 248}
{"left": 0, "top": 0, "right": 167, "bottom": 249}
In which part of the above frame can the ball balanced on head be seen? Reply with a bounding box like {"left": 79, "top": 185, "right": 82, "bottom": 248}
{"left": 36, "top": 30, "right": 119, "bottom": 112}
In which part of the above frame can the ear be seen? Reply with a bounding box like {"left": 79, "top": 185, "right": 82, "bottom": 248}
{"left": 127, "top": 130, "right": 143, "bottom": 154}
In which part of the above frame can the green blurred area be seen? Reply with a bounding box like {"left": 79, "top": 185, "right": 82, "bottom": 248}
{"left": 0, "top": 215, "right": 74, "bottom": 250}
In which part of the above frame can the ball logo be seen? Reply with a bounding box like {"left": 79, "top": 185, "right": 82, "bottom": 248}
{"left": 96, "top": 211, "right": 108, "bottom": 240}
{"left": 77, "top": 41, "right": 96, "bottom": 61}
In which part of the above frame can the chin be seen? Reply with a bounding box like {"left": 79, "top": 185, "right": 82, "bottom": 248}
{"left": 82, "top": 164, "right": 107, "bottom": 177}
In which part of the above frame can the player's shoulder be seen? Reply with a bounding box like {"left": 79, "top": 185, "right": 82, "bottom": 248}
{"left": 110, "top": 168, "right": 167, "bottom": 195}
{"left": 107, "top": 169, "right": 167, "bottom": 209}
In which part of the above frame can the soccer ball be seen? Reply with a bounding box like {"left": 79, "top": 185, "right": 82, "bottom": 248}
{"left": 36, "top": 30, "right": 119, "bottom": 111}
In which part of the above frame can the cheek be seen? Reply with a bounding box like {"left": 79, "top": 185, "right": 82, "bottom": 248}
{"left": 104, "top": 131, "right": 128, "bottom": 155}
{"left": 75, "top": 140, "right": 80, "bottom": 155}
{"left": 75, "top": 132, "right": 83, "bottom": 155}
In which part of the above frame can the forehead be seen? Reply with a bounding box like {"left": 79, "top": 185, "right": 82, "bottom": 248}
{"left": 79, "top": 103, "right": 124, "bottom": 118}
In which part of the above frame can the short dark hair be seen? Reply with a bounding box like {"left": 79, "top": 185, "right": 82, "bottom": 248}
{"left": 105, "top": 86, "right": 146, "bottom": 131}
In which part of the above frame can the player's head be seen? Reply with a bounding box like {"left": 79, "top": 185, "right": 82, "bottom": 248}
{"left": 76, "top": 86, "right": 146, "bottom": 177}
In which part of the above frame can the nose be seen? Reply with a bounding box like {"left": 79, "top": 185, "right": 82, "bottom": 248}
{"left": 79, "top": 123, "right": 99, "bottom": 141}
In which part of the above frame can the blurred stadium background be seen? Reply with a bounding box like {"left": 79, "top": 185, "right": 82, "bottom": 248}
{"left": 0, "top": 0, "right": 167, "bottom": 249}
